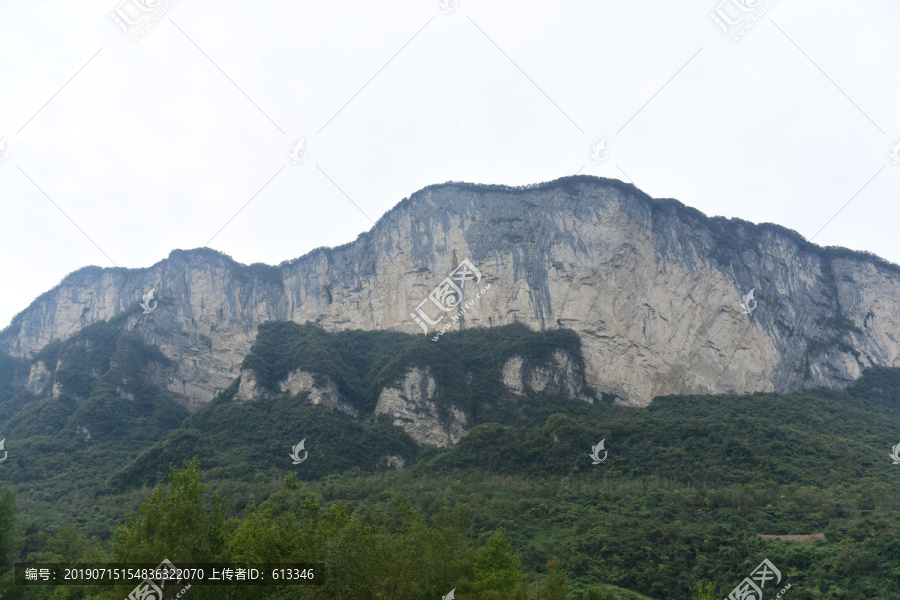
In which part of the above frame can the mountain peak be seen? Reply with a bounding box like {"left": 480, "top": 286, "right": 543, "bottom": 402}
{"left": 2, "top": 178, "right": 898, "bottom": 406}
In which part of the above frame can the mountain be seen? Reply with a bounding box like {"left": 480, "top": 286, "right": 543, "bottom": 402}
{"left": 2, "top": 317, "right": 899, "bottom": 598}
{"left": 104, "top": 321, "right": 596, "bottom": 490}
{"left": 3, "top": 176, "right": 899, "bottom": 409}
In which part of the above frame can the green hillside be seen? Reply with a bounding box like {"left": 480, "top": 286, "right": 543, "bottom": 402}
{"left": 241, "top": 320, "right": 589, "bottom": 417}
{"left": 0, "top": 321, "right": 898, "bottom": 598}
{"left": 105, "top": 321, "right": 595, "bottom": 491}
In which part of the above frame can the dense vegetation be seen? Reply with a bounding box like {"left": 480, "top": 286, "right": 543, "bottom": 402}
{"left": 0, "top": 320, "right": 188, "bottom": 548}
{"left": 0, "top": 321, "right": 899, "bottom": 598}
{"left": 242, "top": 320, "right": 587, "bottom": 417}
{"left": 106, "top": 321, "right": 588, "bottom": 491}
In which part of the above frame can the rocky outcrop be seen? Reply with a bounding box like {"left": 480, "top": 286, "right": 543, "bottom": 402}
{"left": 236, "top": 370, "right": 264, "bottom": 402}
{"left": 379, "top": 455, "right": 405, "bottom": 469}
{"left": 26, "top": 360, "right": 53, "bottom": 397}
{"left": 24, "top": 359, "right": 67, "bottom": 399}
{"left": 77, "top": 425, "right": 92, "bottom": 442}
{"left": 3, "top": 176, "right": 900, "bottom": 407}
{"left": 374, "top": 367, "right": 466, "bottom": 447}
{"left": 502, "top": 350, "right": 588, "bottom": 400}
{"left": 279, "top": 370, "right": 357, "bottom": 417}
{"left": 236, "top": 368, "right": 357, "bottom": 417}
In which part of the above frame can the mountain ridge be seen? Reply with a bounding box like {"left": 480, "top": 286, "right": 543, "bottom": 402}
{"left": 3, "top": 175, "right": 900, "bottom": 407}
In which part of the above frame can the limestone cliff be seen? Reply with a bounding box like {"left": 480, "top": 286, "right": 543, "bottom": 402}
{"left": 3, "top": 176, "right": 899, "bottom": 407}
{"left": 502, "top": 350, "right": 589, "bottom": 400}
{"left": 236, "top": 367, "right": 358, "bottom": 418}
{"left": 234, "top": 340, "right": 587, "bottom": 447}
{"left": 374, "top": 366, "right": 467, "bottom": 447}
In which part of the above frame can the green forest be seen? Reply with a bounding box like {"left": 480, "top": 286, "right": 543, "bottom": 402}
{"left": 0, "top": 320, "right": 898, "bottom": 598}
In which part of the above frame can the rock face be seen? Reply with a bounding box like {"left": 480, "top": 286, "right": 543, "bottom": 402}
{"left": 26, "top": 360, "right": 53, "bottom": 397}
{"left": 374, "top": 367, "right": 467, "bottom": 447}
{"left": 234, "top": 349, "right": 587, "bottom": 447}
{"left": 237, "top": 368, "right": 357, "bottom": 417}
{"left": 379, "top": 455, "right": 405, "bottom": 469}
{"left": 3, "top": 176, "right": 900, "bottom": 407}
{"left": 502, "top": 350, "right": 588, "bottom": 400}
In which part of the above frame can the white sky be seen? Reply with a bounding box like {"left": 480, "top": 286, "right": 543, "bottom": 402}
{"left": 1, "top": 0, "right": 898, "bottom": 329}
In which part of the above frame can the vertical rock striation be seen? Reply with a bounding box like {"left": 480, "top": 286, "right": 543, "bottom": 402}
{"left": 2, "top": 176, "right": 899, "bottom": 407}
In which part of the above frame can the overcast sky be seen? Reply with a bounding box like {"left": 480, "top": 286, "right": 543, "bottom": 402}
{"left": 1, "top": 0, "right": 898, "bottom": 329}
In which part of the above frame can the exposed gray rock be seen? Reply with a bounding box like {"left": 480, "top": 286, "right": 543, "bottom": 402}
{"left": 374, "top": 366, "right": 466, "bottom": 447}
{"left": 77, "top": 425, "right": 91, "bottom": 442}
{"left": 236, "top": 368, "right": 357, "bottom": 417}
{"left": 2, "top": 177, "right": 899, "bottom": 407}
{"left": 236, "top": 369, "right": 263, "bottom": 402}
{"left": 26, "top": 360, "right": 52, "bottom": 397}
{"left": 502, "top": 350, "right": 589, "bottom": 401}
{"left": 279, "top": 369, "right": 357, "bottom": 417}
{"left": 379, "top": 455, "right": 405, "bottom": 469}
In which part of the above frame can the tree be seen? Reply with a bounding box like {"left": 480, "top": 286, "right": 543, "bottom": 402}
{"left": 471, "top": 532, "right": 522, "bottom": 597}
{"left": 113, "top": 458, "right": 226, "bottom": 564}
{"left": 691, "top": 580, "right": 725, "bottom": 600}
{"left": 581, "top": 589, "right": 612, "bottom": 600}
{"left": 100, "top": 458, "right": 227, "bottom": 600}
{"left": 533, "top": 558, "right": 569, "bottom": 600}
